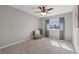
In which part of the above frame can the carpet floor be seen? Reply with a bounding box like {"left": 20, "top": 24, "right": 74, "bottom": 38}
{"left": 0, "top": 38, "right": 76, "bottom": 54}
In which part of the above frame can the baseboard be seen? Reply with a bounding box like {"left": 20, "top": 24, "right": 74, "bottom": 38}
{"left": 75, "top": 48, "right": 78, "bottom": 54}
{"left": 72, "top": 43, "right": 78, "bottom": 54}
{"left": 0, "top": 38, "right": 30, "bottom": 49}
{"left": 74, "top": 47, "right": 79, "bottom": 54}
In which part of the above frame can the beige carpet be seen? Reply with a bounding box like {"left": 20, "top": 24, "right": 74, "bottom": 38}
{"left": 0, "top": 38, "right": 76, "bottom": 54}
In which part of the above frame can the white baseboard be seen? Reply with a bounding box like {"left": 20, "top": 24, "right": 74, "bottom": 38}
{"left": 75, "top": 49, "right": 78, "bottom": 54}
{"left": 0, "top": 38, "right": 30, "bottom": 49}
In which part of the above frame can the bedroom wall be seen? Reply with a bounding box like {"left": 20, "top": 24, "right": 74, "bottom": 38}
{"left": 0, "top": 6, "right": 39, "bottom": 47}
{"left": 40, "top": 12, "right": 72, "bottom": 40}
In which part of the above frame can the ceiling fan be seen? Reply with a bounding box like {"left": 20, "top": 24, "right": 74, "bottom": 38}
{"left": 33, "top": 6, "right": 53, "bottom": 16}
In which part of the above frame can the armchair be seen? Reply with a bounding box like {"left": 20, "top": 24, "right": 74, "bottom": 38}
{"left": 33, "top": 29, "right": 42, "bottom": 39}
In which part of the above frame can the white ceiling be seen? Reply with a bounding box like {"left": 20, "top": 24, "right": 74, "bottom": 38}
{"left": 10, "top": 5, "right": 74, "bottom": 18}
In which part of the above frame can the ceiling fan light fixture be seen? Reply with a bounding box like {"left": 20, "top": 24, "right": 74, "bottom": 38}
{"left": 41, "top": 12, "right": 47, "bottom": 16}
{"left": 33, "top": 6, "right": 53, "bottom": 16}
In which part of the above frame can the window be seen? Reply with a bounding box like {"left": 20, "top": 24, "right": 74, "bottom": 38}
{"left": 48, "top": 18, "right": 59, "bottom": 29}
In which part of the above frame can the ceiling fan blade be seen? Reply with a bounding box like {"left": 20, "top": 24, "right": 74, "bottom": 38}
{"left": 34, "top": 11, "right": 41, "bottom": 13}
{"left": 32, "top": 8, "right": 40, "bottom": 12}
{"left": 38, "top": 7, "right": 42, "bottom": 10}
{"left": 47, "top": 8, "right": 53, "bottom": 11}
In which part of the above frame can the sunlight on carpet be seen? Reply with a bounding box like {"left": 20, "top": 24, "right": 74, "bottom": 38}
{"left": 50, "top": 40, "right": 73, "bottom": 51}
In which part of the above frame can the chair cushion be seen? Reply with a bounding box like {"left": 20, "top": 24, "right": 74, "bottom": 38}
{"left": 35, "top": 30, "right": 40, "bottom": 35}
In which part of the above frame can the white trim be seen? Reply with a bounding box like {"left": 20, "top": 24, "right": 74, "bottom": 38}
{"left": 75, "top": 48, "right": 79, "bottom": 54}
{"left": 0, "top": 38, "right": 30, "bottom": 49}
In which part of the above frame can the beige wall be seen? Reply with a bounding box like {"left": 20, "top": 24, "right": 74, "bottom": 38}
{"left": 0, "top": 6, "right": 39, "bottom": 47}
{"left": 40, "top": 12, "right": 72, "bottom": 40}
